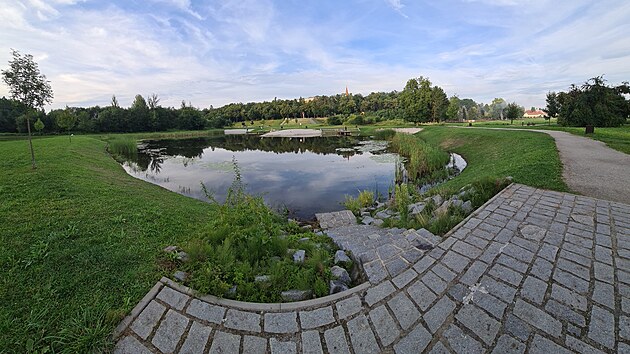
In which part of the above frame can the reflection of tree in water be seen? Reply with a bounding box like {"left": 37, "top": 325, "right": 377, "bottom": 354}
{"left": 123, "top": 135, "right": 378, "bottom": 172}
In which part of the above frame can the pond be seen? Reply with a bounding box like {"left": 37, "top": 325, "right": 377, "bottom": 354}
{"left": 121, "top": 134, "right": 401, "bottom": 220}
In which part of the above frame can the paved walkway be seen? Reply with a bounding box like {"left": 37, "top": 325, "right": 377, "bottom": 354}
{"left": 463, "top": 127, "right": 630, "bottom": 204}
{"left": 114, "top": 184, "right": 630, "bottom": 353}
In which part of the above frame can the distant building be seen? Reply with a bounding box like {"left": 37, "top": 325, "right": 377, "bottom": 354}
{"left": 523, "top": 109, "right": 547, "bottom": 118}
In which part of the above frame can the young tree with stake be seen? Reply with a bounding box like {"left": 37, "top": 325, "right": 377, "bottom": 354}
{"left": 1, "top": 49, "right": 53, "bottom": 169}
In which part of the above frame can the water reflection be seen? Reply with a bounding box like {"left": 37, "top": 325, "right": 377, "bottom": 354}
{"left": 121, "top": 135, "right": 399, "bottom": 220}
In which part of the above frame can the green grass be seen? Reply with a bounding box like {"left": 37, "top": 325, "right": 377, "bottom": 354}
{"left": 418, "top": 126, "right": 569, "bottom": 193}
{"left": 0, "top": 136, "right": 215, "bottom": 352}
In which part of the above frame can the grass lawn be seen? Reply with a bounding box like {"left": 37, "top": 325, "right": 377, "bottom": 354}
{"left": 418, "top": 126, "right": 569, "bottom": 193}
{"left": 0, "top": 136, "right": 216, "bottom": 352}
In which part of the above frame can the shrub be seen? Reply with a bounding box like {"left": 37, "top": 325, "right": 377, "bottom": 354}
{"left": 327, "top": 115, "right": 343, "bottom": 125}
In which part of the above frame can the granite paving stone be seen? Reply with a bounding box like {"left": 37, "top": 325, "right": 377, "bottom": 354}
{"left": 300, "top": 306, "right": 334, "bottom": 329}
{"left": 179, "top": 321, "right": 212, "bottom": 354}
{"left": 152, "top": 310, "right": 189, "bottom": 353}
{"left": 588, "top": 305, "right": 615, "bottom": 349}
{"left": 130, "top": 300, "right": 166, "bottom": 340}
{"left": 393, "top": 324, "right": 431, "bottom": 354}
{"left": 114, "top": 336, "right": 152, "bottom": 354}
{"left": 455, "top": 304, "right": 501, "bottom": 345}
{"left": 387, "top": 292, "right": 420, "bottom": 330}
{"left": 406, "top": 279, "right": 437, "bottom": 311}
{"left": 242, "top": 335, "right": 267, "bottom": 354}
{"left": 346, "top": 315, "right": 379, "bottom": 354}
{"left": 368, "top": 305, "right": 400, "bottom": 347}
{"left": 545, "top": 299, "right": 586, "bottom": 327}
{"left": 529, "top": 334, "right": 573, "bottom": 354}
{"left": 324, "top": 326, "right": 351, "bottom": 354}
{"left": 520, "top": 276, "right": 547, "bottom": 305}
{"left": 443, "top": 324, "right": 483, "bottom": 354}
{"left": 491, "top": 335, "right": 525, "bottom": 354}
{"left": 156, "top": 286, "right": 190, "bottom": 311}
{"left": 209, "top": 331, "right": 241, "bottom": 354}
{"left": 301, "top": 331, "right": 323, "bottom": 354}
{"left": 270, "top": 338, "right": 297, "bottom": 354}
{"left": 335, "top": 295, "right": 362, "bottom": 320}
{"left": 513, "top": 299, "right": 562, "bottom": 338}
{"left": 224, "top": 309, "right": 261, "bottom": 332}
{"left": 264, "top": 312, "right": 298, "bottom": 333}
{"left": 424, "top": 296, "right": 456, "bottom": 333}
{"left": 186, "top": 299, "right": 226, "bottom": 324}
{"left": 365, "top": 280, "right": 396, "bottom": 306}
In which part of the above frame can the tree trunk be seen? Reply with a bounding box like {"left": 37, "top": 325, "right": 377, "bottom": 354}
{"left": 26, "top": 115, "right": 36, "bottom": 169}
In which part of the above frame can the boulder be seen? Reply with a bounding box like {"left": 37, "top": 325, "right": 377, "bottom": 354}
{"left": 451, "top": 199, "right": 463, "bottom": 208}
{"left": 293, "top": 250, "right": 306, "bottom": 263}
{"left": 375, "top": 210, "right": 391, "bottom": 219}
{"left": 331, "top": 266, "right": 352, "bottom": 285}
{"left": 431, "top": 195, "right": 443, "bottom": 206}
{"left": 361, "top": 216, "right": 376, "bottom": 225}
{"left": 173, "top": 271, "right": 188, "bottom": 282}
{"left": 163, "top": 245, "right": 178, "bottom": 253}
{"left": 434, "top": 201, "right": 450, "bottom": 216}
{"left": 334, "top": 250, "right": 352, "bottom": 264}
{"left": 329, "top": 280, "right": 349, "bottom": 295}
{"left": 176, "top": 251, "right": 190, "bottom": 262}
{"left": 408, "top": 202, "right": 426, "bottom": 215}
{"left": 281, "top": 289, "right": 312, "bottom": 302}
{"left": 462, "top": 200, "right": 473, "bottom": 213}
{"left": 254, "top": 275, "right": 270, "bottom": 283}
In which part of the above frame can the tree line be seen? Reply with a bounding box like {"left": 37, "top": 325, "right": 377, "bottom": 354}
{"left": 0, "top": 85, "right": 525, "bottom": 134}
{"left": 544, "top": 76, "right": 629, "bottom": 127}
{"left": 2, "top": 49, "right": 533, "bottom": 136}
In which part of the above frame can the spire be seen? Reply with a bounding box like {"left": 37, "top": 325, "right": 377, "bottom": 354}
{"left": 345, "top": 85, "right": 349, "bottom": 97}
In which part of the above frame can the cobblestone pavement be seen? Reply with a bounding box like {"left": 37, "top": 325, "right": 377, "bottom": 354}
{"left": 325, "top": 224, "right": 440, "bottom": 283}
{"left": 115, "top": 184, "right": 630, "bottom": 353}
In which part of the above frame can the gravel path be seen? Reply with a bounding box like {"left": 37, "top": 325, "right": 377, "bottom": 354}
{"left": 462, "top": 127, "right": 630, "bottom": 204}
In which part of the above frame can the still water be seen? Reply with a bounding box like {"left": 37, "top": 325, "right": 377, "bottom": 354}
{"left": 121, "top": 134, "right": 400, "bottom": 220}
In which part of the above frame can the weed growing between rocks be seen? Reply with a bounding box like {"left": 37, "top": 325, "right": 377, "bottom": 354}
{"left": 165, "top": 161, "right": 355, "bottom": 302}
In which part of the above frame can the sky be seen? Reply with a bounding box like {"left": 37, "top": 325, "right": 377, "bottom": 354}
{"left": 1, "top": 0, "right": 629, "bottom": 110}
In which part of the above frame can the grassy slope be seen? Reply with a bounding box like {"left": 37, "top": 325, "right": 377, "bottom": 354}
{"left": 0, "top": 136, "right": 214, "bottom": 352}
{"left": 418, "top": 126, "right": 569, "bottom": 193}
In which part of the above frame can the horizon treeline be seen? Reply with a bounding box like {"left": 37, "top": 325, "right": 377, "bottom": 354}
{"left": 0, "top": 77, "right": 524, "bottom": 134}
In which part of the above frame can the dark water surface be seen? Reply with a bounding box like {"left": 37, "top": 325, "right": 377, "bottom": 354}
{"left": 121, "top": 134, "right": 400, "bottom": 220}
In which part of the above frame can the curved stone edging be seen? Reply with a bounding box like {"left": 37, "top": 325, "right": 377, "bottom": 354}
{"left": 114, "top": 183, "right": 630, "bottom": 354}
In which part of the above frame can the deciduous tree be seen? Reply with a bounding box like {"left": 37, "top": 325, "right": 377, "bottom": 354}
{"left": 1, "top": 49, "right": 53, "bottom": 168}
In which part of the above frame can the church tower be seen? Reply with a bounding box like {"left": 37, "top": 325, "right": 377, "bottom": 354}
{"left": 345, "top": 86, "right": 349, "bottom": 97}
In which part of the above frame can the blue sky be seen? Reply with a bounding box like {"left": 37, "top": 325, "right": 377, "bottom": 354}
{"left": 1, "top": 0, "right": 629, "bottom": 110}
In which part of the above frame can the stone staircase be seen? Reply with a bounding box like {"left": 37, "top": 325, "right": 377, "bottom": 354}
{"left": 316, "top": 210, "right": 441, "bottom": 283}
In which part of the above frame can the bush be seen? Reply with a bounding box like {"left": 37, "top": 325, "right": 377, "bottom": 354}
{"left": 327, "top": 115, "right": 343, "bottom": 125}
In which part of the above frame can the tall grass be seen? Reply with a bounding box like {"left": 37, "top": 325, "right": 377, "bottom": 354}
{"left": 390, "top": 133, "right": 450, "bottom": 183}
{"left": 343, "top": 190, "right": 375, "bottom": 215}
{"left": 106, "top": 137, "right": 137, "bottom": 160}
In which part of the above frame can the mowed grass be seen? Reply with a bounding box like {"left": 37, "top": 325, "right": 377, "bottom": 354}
{"left": 0, "top": 136, "right": 215, "bottom": 352}
{"left": 418, "top": 126, "right": 569, "bottom": 193}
